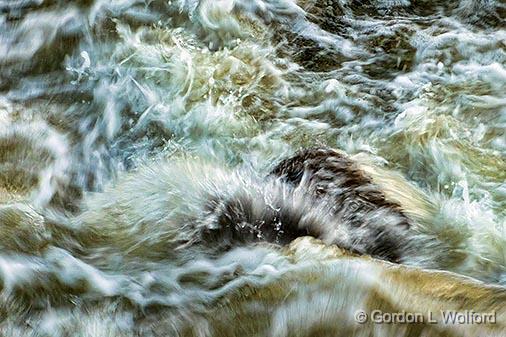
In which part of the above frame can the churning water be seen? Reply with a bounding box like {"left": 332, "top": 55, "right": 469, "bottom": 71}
{"left": 0, "top": 0, "right": 505, "bottom": 336}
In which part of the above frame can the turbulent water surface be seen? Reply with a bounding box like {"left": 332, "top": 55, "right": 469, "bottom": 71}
{"left": 0, "top": 0, "right": 505, "bottom": 336}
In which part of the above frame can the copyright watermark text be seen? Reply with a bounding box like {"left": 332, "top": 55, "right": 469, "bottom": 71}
{"left": 354, "top": 310, "right": 496, "bottom": 325}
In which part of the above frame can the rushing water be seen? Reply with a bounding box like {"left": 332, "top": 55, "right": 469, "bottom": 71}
{"left": 0, "top": 0, "right": 505, "bottom": 336}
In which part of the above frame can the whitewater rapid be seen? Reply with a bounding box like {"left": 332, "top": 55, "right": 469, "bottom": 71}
{"left": 0, "top": 0, "right": 505, "bottom": 336}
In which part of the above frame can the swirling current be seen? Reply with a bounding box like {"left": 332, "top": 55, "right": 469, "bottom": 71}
{"left": 0, "top": 1, "right": 505, "bottom": 336}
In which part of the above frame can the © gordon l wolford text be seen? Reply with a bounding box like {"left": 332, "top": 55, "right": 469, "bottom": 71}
{"left": 354, "top": 310, "right": 497, "bottom": 325}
